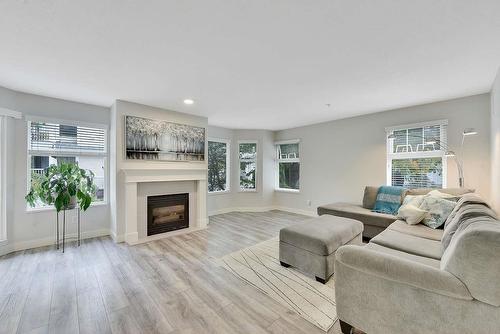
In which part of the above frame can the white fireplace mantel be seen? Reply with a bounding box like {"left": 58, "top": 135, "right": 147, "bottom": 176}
{"left": 121, "top": 168, "right": 208, "bottom": 245}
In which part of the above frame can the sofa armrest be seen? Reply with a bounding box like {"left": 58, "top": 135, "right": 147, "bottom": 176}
{"left": 335, "top": 245, "right": 472, "bottom": 300}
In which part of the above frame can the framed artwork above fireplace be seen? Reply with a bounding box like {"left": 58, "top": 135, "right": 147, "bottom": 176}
{"left": 125, "top": 115, "right": 205, "bottom": 161}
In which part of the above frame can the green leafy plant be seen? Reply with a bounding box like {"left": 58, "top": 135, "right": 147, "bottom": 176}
{"left": 25, "top": 163, "right": 96, "bottom": 212}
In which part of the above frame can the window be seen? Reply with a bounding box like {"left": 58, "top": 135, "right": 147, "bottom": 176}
{"left": 27, "top": 120, "right": 108, "bottom": 208}
{"left": 0, "top": 116, "right": 5, "bottom": 241}
{"left": 276, "top": 140, "right": 300, "bottom": 191}
{"left": 386, "top": 120, "right": 447, "bottom": 189}
{"left": 239, "top": 141, "right": 257, "bottom": 191}
{"left": 208, "top": 139, "right": 230, "bottom": 193}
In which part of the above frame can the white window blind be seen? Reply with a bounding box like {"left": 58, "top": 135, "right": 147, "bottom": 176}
{"left": 29, "top": 122, "right": 106, "bottom": 154}
{"left": 386, "top": 120, "right": 447, "bottom": 189}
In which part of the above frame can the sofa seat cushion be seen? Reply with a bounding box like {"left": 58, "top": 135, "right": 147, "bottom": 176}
{"left": 317, "top": 203, "right": 396, "bottom": 228}
{"left": 370, "top": 229, "right": 443, "bottom": 260}
{"left": 279, "top": 215, "right": 364, "bottom": 256}
{"left": 365, "top": 243, "right": 441, "bottom": 268}
{"left": 388, "top": 220, "right": 443, "bottom": 241}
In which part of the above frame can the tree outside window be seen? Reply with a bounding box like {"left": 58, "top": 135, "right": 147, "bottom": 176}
{"left": 239, "top": 142, "right": 257, "bottom": 191}
{"left": 208, "top": 140, "right": 229, "bottom": 192}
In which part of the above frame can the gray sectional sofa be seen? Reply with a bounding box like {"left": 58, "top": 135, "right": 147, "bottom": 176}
{"left": 317, "top": 186, "right": 473, "bottom": 238}
{"left": 332, "top": 192, "right": 500, "bottom": 334}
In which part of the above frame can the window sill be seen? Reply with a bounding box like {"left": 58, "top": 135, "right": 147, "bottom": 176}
{"left": 275, "top": 188, "right": 300, "bottom": 194}
{"left": 26, "top": 201, "right": 108, "bottom": 213}
{"left": 208, "top": 190, "right": 231, "bottom": 196}
{"left": 238, "top": 189, "right": 257, "bottom": 193}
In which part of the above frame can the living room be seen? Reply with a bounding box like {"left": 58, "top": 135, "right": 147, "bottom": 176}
{"left": 0, "top": 1, "right": 499, "bottom": 334}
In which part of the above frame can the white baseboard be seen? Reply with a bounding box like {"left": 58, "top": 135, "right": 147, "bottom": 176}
{"left": 0, "top": 228, "right": 110, "bottom": 256}
{"left": 110, "top": 231, "right": 125, "bottom": 243}
{"left": 208, "top": 206, "right": 275, "bottom": 216}
{"left": 208, "top": 205, "right": 317, "bottom": 217}
{"left": 273, "top": 206, "right": 318, "bottom": 217}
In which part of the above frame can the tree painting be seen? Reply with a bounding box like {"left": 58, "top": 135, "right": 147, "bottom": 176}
{"left": 125, "top": 116, "right": 205, "bottom": 161}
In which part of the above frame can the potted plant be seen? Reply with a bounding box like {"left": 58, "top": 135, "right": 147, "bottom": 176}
{"left": 26, "top": 162, "right": 96, "bottom": 212}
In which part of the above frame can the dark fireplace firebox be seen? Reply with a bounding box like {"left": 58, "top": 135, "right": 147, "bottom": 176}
{"left": 147, "top": 193, "right": 189, "bottom": 236}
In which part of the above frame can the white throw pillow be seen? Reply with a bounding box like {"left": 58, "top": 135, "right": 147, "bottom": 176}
{"left": 427, "top": 190, "right": 459, "bottom": 200}
{"left": 402, "top": 194, "right": 425, "bottom": 207}
{"left": 397, "top": 204, "right": 428, "bottom": 225}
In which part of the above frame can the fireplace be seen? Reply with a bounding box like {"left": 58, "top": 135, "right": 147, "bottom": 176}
{"left": 147, "top": 193, "right": 189, "bottom": 236}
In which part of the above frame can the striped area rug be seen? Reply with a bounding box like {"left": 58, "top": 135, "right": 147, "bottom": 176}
{"left": 218, "top": 237, "right": 338, "bottom": 332}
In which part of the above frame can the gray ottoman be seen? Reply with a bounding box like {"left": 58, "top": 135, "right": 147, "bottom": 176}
{"left": 279, "top": 215, "right": 363, "bottom": 283}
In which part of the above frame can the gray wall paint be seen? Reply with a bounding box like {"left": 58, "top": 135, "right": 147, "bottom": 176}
{"left": 274, "top": 94, "right": 491, "bottom": 214}
{"left": 491, "top": 69, "right": 500, "bottom": 212}
{"left": 0, "top": 86, "right": 110, "bottom": 254}
{"left": 207, "top": 126, "right": 275, "bottom": 215}
{"left": 0, "top": 85, "right": 495, "bottom": 252}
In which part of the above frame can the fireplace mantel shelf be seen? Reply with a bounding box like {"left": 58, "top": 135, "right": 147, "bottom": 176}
{"left": 121, "top": 167, "right": 207, "bottom": 184}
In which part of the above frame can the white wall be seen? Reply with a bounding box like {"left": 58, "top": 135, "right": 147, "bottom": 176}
{"left": 109, "top": 100, "right": 208, "bottom": 241}
{"left": 491, "top": 69, "right": 500, "bottom": 212}
{"left": 207, "top": 126, "right": 275, "bottom": 215}
{"left": 0, "top": 86, "right": 110, "bottom": 255}
{"left": 274, "top": 94, "right": 492, "bottom": 215}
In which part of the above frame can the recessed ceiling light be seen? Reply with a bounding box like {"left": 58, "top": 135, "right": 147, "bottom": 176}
{"left": 183, "top": 99, "right": 194, "bottom": 105}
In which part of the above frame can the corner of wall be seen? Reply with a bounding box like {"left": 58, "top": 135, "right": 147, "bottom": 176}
{"left": 491, "top": 68, "right": 500, "bottom": 212}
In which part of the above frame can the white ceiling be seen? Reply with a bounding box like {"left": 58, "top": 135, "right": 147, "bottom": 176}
{"left": 1, "top": 1, "right": 500, "bottom": 130}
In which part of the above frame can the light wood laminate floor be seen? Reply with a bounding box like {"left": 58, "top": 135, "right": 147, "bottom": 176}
{"left": 0, "top": 211, "right": 345, "bottom": 334}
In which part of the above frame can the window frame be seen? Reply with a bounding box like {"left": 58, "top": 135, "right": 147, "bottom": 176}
{"left": 0, "top": 116, "right": 6, "bottom": 242}
{"left": 26, "top": 116, "right": 109, "bottom": 212}
{"left": 238, "top": 140, "right": 258, "bottom": 192}
{"left": 275, "top": 139, "right": 300, "bottom": 193}
{"left": 207, "top": 137, "right": 231, "bottom": 195}
{"left": 386, "top": 119, "right": 448, "bottom": 189}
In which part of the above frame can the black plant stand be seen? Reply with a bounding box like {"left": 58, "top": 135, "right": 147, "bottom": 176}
{"left": 56, "top": 208, "right": 81, "bottom": 253}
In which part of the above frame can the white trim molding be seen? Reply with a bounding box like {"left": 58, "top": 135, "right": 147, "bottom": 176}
{"left": 0, "top": 228, "right": 110, "bottom": 257}
{"left": 0, "top": 117, "right": 6, "bottom": 243}
{"left": 208, "top": 206, "right": 317, "bottom": 218}
{"left": 0, "top": 107, "right": 22, "bottom": 119}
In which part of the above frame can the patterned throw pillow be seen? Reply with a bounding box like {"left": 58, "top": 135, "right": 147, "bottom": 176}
{"left": 419, "top": 196, "right": 457, "bottom": 229}
{"left": 372, "top": 186, "right": 405, "bottom": 215}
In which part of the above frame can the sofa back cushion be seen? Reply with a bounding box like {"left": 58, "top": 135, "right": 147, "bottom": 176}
{"left": 441, "top": 220, "right": 500, "bottom": 306}
{"left": 442, "top": 200, "right": 498, "bottom": 250}
{"left": 362, "top": 186, "right": 379, "bottom": 209}
{"left": 404, "top": 188, "right": 474, "bottom": 197}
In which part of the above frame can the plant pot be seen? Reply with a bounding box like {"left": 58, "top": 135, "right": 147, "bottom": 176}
{"left": 64, "top": 196, "right": 77, "bottom": 210}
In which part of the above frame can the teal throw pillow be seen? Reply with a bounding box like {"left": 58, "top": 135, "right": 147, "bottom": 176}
{"left": 372, "top": 186, "right": 405, "bottom": 215}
